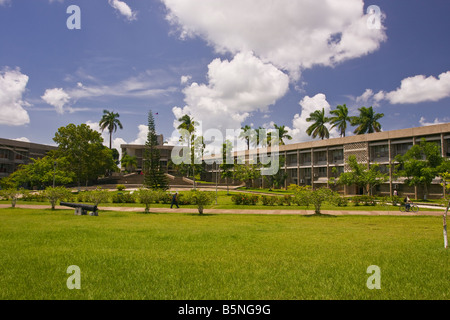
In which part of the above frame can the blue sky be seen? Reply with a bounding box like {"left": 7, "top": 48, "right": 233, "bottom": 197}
{"left": 0, "top": 0, "right": 449, "bottom": 151}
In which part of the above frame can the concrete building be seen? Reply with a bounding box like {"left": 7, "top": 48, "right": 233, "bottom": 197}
{"left": 0, "top": 138, "right": 57, "bottom": 179}
{"left": 204, "top": 123, "right": 450, "bottom": 198}
{"left": 121, "top": 135, "right": 175, "bottom": 174}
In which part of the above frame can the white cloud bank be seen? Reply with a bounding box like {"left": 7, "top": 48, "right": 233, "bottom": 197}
{"left": 171, "top": 52, "right": 289, "bottom": 136}
{"left": 358, "top": 71, "right": 450, "bottom": 106}
{"left": 163, "top": 0, "right": 386, "bottom": 80}
{"left": 419, "top": 116, "right": 450, "bottom": 127}
{"left": 0, "top": 68, "right": 30, "bottom": 126}
{"left": 383, "top": 71, "right": 450, "bottom": 104}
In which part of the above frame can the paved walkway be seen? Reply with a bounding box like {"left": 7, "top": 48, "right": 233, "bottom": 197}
{"left": 0, "top": 204, "right": 446, "bottom": 216}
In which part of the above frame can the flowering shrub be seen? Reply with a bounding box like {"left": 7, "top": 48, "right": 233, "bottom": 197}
{"left": 231, "top": 193, "right": 259, "bottom": 205}
{"left": 261, "top": 195, "right": 276, "bottom": 206}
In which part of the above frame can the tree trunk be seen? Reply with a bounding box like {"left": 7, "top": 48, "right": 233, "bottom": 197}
{"left": 198, "top": 205, "right": 203, "bottom": 215}
{"left": 444, "top": 199, "right": 449, "bottom": 249}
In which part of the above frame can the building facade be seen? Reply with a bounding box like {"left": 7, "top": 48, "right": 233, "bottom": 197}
{"left": 121, "top": 134, "right": 175, "bottom": 174}
{"left": 204, "top": 123, "right": 450, "bottom": 198}
{"left": 0, "top": 138, "right": 57, "bottom": 179}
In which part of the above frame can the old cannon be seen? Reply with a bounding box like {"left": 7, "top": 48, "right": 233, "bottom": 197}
{"left": 60, "top": 202, "right": 98, "bottom": 216}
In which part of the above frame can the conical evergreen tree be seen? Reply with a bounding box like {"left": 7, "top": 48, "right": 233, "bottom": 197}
{"left": 143, "top": 110, "right": 168, "bottom": 190}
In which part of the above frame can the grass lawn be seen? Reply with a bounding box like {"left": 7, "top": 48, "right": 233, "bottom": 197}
{"left": 0, "top": 208, "right": 448, "bottom": 300}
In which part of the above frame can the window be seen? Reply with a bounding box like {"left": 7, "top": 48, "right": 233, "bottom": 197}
{"left": 331, "top": 149, "right": 343, "bottom": 162}
{"left": 393, "top": 143, "right": 412, "bottom": 157}
{"left": 371, "top": 145, "right": 389, "bottom": 159}
{"left": 0, "top": 149, "right": 9, "bottom": 159}
{"left": 314, "top": 151, "right": 327, "bottom": 163}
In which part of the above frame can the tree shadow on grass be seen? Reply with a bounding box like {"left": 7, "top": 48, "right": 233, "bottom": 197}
{"left": 186, "top": 213, "right": 217, "bottom": 217}
{"left": 304, "top": 213, "right": 338, "bottom": 218}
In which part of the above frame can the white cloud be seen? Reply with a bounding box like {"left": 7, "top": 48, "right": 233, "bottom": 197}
{"left": 172, "top": 52, "right": 289, "bottom": 136}
{"left": 419, "top": 116, "right": 450, "bottom": 127}
{"left": 108, "top": 0, "right": 137, "bottom": 21}
{"left": 163, "top": 0, "right": 386, "bottom": 79}
{"left": 14, "top": 137, "right": 30, "bottom": 142}
{"left": 129, "top": 124, "right": 148, "bottom": 145}
{"left": 180, "top": 75, "right": 191, "bottom": 85}
{"left": 384, "top": 71, "right": 450, "bottom": 104}
{"left": 41, "top": 88, "right": 70, "bottom": 114}
{"left": 289, "top": 93, "right": 339, "bottom": 143}
{"left": 0, "top": 68, "right": 30, "bottom": 126}
{"left": 354, "top": 88, "right": 385, "bottom": 108}
{"left": 0, "top": 0, "right": 11, "bottom": 6}
{"left": 42, "top": 73, "right": 177, "bottom": 114}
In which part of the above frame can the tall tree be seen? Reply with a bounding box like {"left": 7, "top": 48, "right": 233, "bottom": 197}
{"left": 394, "top": 139, "right": 444, "bottom": 199}
{"left": 255, "top": 126, "right": 267, "bottom": 148}
{"left": 351, "top": 106, "right": 384, "bottom": 135}
{"left": 99, "top": 110, "right": 123, "bottom": 149}
{"left": 144, "top": 110, "right": 168, "bottom": 190}
{"left": 177, "top": 114, "right": 199, "bottom": 186}
{"left": 306, "top": 108, "right": 330, "bottom": 140}
{"left": 274, "top": 124, "right": 293, "bottom": 145}
{"left": 329, "top": 104, "right": 350, "bottom": 137}
{"left": 239, "top": 125, "right": 253, "bottom": 150}
{"left": 337, "top": 155, "right": 388, "bottom": 195}
{"left": 220, "top": 140, "right": 234, "bottom": 195}
{"left": 53, "top": 124, "right": 117, "bottom": 187}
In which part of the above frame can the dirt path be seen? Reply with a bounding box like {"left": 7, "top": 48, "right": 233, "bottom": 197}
{"left": 0, "top": 204, "right": 444, "bottom": 216}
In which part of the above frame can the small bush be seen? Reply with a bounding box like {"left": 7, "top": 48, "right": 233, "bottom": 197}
{"left": 352, "top": 195, "right": 376, "bottom": 206}
{"left": 116, "top": 184, "right": 126, "bottom": 191}
{"left": 276, "top": 196, "right": 285, "bottom": 206}
{"left": 159, "top": 192, "right": 172, "bottom": 204}
{"left": 112, "top": 192, "right": 136, "bottom": 203}
{"left": 188, "top": 190, "right": 214, "bottom": 214}
{"left": 283, "top": 195, "right": 293, "bottom": 206}
{"left": 261, "top": 195, "right": 276, "bottom": 206}
{"left": 177, "top": 192, "right": 192, "bottom": 205}
{"left": 231, "top": 193, "right": 259, "bottom": 205}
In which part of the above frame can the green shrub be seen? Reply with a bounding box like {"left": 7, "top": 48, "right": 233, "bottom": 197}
{"left": 159, "top": 192, "right": 172, "bottom": 204}
{"left": 136, "top": 188, "right": 158, "bottom": 213}
{"left": 116, "top": 184, "right": 126, "bottom": 191}
{"left": 283, "top": 195, "right": 293, "bottom": 206}
{"left": 21, "top": 191, "right": 47, "bottom": 202}
{"left": 188, "top": 190, "right": 214, "bottom": 214}
{"left": 231, "top": 193, "right": 259, "bottom": 205}
{"left": 261, "top": 195, "right": 276, "bottom": 206}
{"left": 276, "top": 196, "right": 285, "bottom": 206}
{"left": 44, "top": 186, "right": 71, "bottom": 210}
{"left": 112, "top": 192, "right": 136, "bottom": 203}
{"left": 88, "top": 187, "right": 110, "bottom": 206}
{"left": 177, "top": 192, "right": 191, "bottom": 205}
{"left": 352, "top": 195, "right": 376, "bottom": 206}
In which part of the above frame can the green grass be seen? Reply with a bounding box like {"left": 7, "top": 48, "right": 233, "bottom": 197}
{"left": 0, "top": 208, "right": 448, "bottom": 300}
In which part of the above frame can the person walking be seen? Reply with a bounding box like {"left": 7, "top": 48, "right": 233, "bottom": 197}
{"left": 171, "top": 192, "right": 179, "bottom": 209}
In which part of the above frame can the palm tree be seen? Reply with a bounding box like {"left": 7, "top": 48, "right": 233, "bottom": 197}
{"left": 177, "top": 114, "right": 198, "bottom": 185}
{"left": 274, "top": 124, "right": 293, "bottom": 145}
{"left": 121, "top": 152, "right": 137, "bottom": 172}
{"left": 239, "top": 125, "right": 252, "bottom": 150}
{"left": 306, "top": 108, "right": 330, "bottom": 140}
{"left": 329, "top": 104, "right": 350, "bottom": 137}
{"left": 351, "top": 106, "right": 384, "bottom": 135}
{"left": 99, "top": 110, "right": 123, "bottom": 149}
{"left": 255, "top": 126, "right": 267, "bottom": 148}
